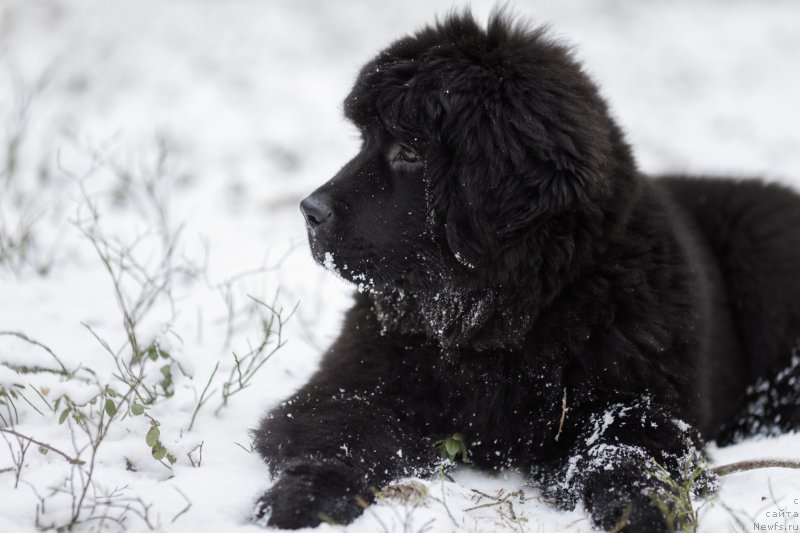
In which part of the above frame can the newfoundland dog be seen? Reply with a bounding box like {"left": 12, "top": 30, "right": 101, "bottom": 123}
{"left": 253, "top": 12, "right": 800, "bottom": 532}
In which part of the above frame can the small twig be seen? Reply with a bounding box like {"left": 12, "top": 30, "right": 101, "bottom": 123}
{"left": 464, "top": 489, "right": 512, "bottom": 512}
{"left": 470, "top": 488, "right": 504, "bottom": 502}
{"left": 712, "top": 458, "right": 800, "bottom": 477}
{"left": 171, "top": 487, "right": 192, "bottom": 524}
{"left": 431, "top": 467, "right": 459, "bottom": 528}
{"left": 0, "top": 362, "right": 67, "bottom": 376}
{"left": 187, "top": 442, "right": 203, "bottom": 467}
{"left": 0, "top": 331, "right": 69, "bottom": 374}
{"left": 464, "top": 499, "right": 506, "bottom": 513}
{"left": 234, "top": 441, "right": 254, "bottom": 454}
{"left": 13, "top": 387, "right": 45, "bottom": 416}
{"left": 555, "top": 386, "right": 567, "bottom": 441}
{"left": 215, "top": 295, "right": 293, "bottom": 414}
{"left": 12, "top": 437, "right": 31, "bottom": 488}
{"left": 0, "top": 428, "right": 84, "bottom": 464}
{"left": 188, "top": 362, "right": 219, "bottom": 431}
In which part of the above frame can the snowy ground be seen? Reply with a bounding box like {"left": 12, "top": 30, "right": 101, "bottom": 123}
{"left": 1, "top": 1, "right": 799, "bottom": 532}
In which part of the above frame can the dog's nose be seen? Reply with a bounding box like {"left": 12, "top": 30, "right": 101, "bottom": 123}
{"left": 300, "top": 193, "right": 333, "bottom": 227}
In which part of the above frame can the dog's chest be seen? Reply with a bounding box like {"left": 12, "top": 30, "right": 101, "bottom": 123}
{"left": 431, "top": 348, "right": 567, "bottom": 465}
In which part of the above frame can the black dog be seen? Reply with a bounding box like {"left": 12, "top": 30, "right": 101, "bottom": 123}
{"left": 254, "top": 12, "right": 800, "bottom": 531}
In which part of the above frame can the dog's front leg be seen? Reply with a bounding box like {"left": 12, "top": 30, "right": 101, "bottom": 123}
{"left": 252, "top": 343, "right": 440, "bottom": 529}
{"left": 540, "top": 395, "right": 711, "bottom": 533}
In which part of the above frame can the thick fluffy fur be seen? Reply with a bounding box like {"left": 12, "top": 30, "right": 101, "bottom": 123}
{"left": 253, "top": 12, "right": 800, "bottom": 531}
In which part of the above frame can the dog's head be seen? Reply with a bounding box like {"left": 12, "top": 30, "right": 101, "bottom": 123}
{"left": 302, "top": 11, "right": 638, "bottom": 345}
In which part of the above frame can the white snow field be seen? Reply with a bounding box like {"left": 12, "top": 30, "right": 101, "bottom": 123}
{"left": 1, "top": 1, "right": 799, "bottom": 531}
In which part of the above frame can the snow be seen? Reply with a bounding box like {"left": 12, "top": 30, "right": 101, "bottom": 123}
{"left": 322, "top": 252, "right": 336, "bottom": 273}
{"left": 1, "top": 0, "right": 799, "bottom": 531}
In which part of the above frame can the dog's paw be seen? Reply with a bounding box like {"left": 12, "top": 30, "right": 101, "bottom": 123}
{"left": 586, "top": 490, "right": 666, "bottom": 533}
{"left": 253, "top": 462, "right": 372, "bottom": 529}
{"left": 581, "top": 465, "right": 674, "bottom": 533}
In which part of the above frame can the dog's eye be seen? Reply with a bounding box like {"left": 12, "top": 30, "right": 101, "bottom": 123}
{"left": 389, "top": 144, "right": 420, "bottom": 166}
{"left": 398, "top": 145, "right": 419, "bottom": 163}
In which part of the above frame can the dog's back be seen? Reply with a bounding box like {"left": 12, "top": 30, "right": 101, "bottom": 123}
{"left": 658, "top": 176, "right": 800, "bottom": 441}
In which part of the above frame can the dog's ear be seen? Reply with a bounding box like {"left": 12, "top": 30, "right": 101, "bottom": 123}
{"left": 431, "top": 54, "right": 614, "bottom": 269}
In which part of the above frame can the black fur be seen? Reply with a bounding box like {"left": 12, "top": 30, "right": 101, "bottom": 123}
{"left": 253, "top": 12, "right": 800, "bottom": 531}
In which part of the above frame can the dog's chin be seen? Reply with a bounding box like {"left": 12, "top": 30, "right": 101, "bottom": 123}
{"left": 307, "top": 240, "right": 326, "bottom": 265}
{"left": 309, "top": 244, "right": 416, "bottom": 295}
{"left": 307, "top": 240, "right": 375, "bottom": 288}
